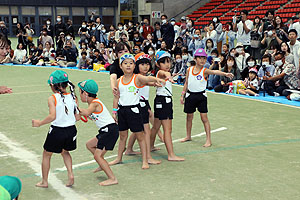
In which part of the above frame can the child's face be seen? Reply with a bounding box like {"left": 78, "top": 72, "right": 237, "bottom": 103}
{"left": 79, "top": 89, "right": 88, "bottom": 103}
{"left": 121, "top": 59, "right": 135, "bottom": 74}
{"left": 139, "top": 63, "right": 150, "bottom": 75}
{"left": 222, "top": 45, "right": 228, "bottom": 52}
{"left": 82, "top": 54, "right": 86, "bottom": 59}
{"left": 0, "top": 45, "right": 8, "bottom": 58}
{"left": 249, "top": 72, "right": 256, "bottom": 80}
{"left": 158, "top": 58, "right": 171, "bottom": 71}
{"left": 195, "top": 56, "right": 206, "bottom": 66}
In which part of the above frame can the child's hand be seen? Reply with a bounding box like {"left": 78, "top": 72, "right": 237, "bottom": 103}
{"left": 32, "top": 119, "right": 41, "bottom": 127}
{"left": 112, "top": 113, "right": 118, "bottom": 124}
{"left": 180, "top": 96, "right": 185, "bottom": 105}
{"left": 155, "top": 78, "right": 166, "bottom": 87}
{"left": 167, "top": 76, "right": 176, "bottom": 83}
{"left": 112, "top": 87, "right": 120, "bottom": 98}
{"left": 225, "top": 73, "right": 234, "bottom": 79}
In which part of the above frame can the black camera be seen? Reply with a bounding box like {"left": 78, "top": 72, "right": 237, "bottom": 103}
{"left": 237, "top": 16, "right": 242, "bottom": 23}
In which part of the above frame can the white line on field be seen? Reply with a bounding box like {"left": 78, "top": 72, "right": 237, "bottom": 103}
{"left": 10, "top": 91, "right": 50, "bottom": 95}
{"left": 0, "top": 132, "right": 86, "bottom": 200}
{"left": 173, "top": 84, "right": 300, "bottom": 109}
{"left": 55, "top": 127, "right": 227, "bottom": 172}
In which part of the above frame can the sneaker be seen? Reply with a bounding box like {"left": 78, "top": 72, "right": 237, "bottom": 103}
{"left": 255, "top": 94, "right": 259, "bottom": 97}
{"left": 273, "top": 92, "right": 280, "bottom": 97}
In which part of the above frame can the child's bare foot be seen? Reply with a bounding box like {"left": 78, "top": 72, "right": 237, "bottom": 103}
{"left": 99, "top": 178, "right": 118, "bottom": 186}
{"left": 93, "top": 167, "right": 102, "bottom": 173}
{"left": 180, "top": 137, "right": 192, "bottom": 143}
{"left": 109, "top": 159, "right": 122, "bottom": 166}
{"left": 150, "top": 147, "right": 161, "bottom": 152}
{"left": 148, "top": 158, "right": 161, "bottom": 165}
{"left": 142, "top": 162, "right": 150, "bottom": 169}
{"left": 124, "top": 150, "right": 141, "bottom": 155}
{"left": 168, "top": 155, "right": 185, "bottom": 161}
{"left": 66, "top": 175, "right": 74, "bottom": 187}
{"left": 203, "top": 142, "right": 212, "bottom": 147}
{"left": 35, "top": 181, "right": 48, "bottom": 188}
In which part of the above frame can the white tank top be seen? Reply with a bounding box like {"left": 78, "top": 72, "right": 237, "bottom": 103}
{"left": 139, "top": 85, "right": 149, "bottom": 101}
{"left": 156, "top": 70, "right": 172, "bottom": 96}
{"left": 187, "top": 66, "right": 207, "bottom": 92}
{"left": 90, "top": 98, "right": 115, "bottom": 128}
{"left": 51, "top": 93, "right": 77, "bottom": 127}
{"left": 118, "top": 74, "right": 141, "bottom": 106}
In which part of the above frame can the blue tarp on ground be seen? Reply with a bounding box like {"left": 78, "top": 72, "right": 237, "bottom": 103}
{"left": 2, "top": 63, "right": 300, "bottom": 108}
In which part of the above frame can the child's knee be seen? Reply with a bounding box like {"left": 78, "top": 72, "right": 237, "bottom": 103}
{"left": 187, "top": 113, "right": 194, "bottom": 120}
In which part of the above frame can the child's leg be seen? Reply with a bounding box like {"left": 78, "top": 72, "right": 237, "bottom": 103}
{"left": 181, "top": 113, "right": 194, "bottom": 142}
{"left": 135, "top": 131, "right": 149, "bottom": 169}
{"left": 150, "top": 118, "right": 162, "bottom": 151}
{"left": 144, "top": 123, "right": 161, "bottom": 165}
{"left": 238, "top": 89, "right": 246, "bottom": 95}
{"left": 86, "top": 137, "right": 98, "bottom": 154}
{"left": 61, "top": 150, "right": 74, "bottom": 187}
{"left": 124, "top": 133, "right": 141, "bottom": 155}
{"left": 109, "top": 130, "right": 128, "bottom": 166}
{"left": 245, "top": 89, "right": 257, "bottom": 96}
{"left": 200, "top": 113, "right": 212, "bottom": 147}
{"left": 161, "top": 119, "right": 185, "bottom": 161}
{"left": 36, "top": 150, "right": 53, "bottom": 188}
{"left": 94, "top": 148, "right": 118, "bottom": 186}
{"left": 149, "top": 110, "right": 164, "bottom": 142}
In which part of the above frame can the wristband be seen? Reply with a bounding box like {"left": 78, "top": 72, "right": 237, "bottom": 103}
{"left": 112, "top": 111, "right": 117, "bottom": 114}
{"left": 112, "top": 108, "right": 118, "bottom": 112}
{"left": 181, "top": 91, "right": 185, "bottom": 94}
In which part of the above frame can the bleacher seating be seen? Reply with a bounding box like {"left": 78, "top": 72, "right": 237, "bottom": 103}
{"left": 188, "top": 0, "right": 300, "bottom": 30}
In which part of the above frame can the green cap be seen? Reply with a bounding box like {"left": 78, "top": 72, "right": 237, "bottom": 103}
{"left": 0, "top": 176, "right": 22, "bottom": 200}
{"left": 0, "top": 185, "right": 11, "bottom": 200}
{"left": 78, "top": 79, "right": 98, "bottom": 94}
{"left": 47, "top": 70, "right": 69, "bottom": 84}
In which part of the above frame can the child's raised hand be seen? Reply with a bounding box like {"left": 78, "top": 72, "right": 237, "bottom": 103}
{"left": 167, "top": 76, "right": 176, "bottom": 84}
{"left": 225, "top": 73, "right": 234, "bottom": 79}
{"left": 32, "top": 119, "right": 41, "bottom": 127}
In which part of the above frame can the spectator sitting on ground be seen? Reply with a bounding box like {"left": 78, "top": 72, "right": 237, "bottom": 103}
{"left": 57, "top": 41, "right": 78, "bottom": 67}
{"left": 12, "top": 43, "right": 26, "bottom": 64}
{"left": 132, "top": 31, "right": 144, "bottom": 47}
{"left": 90, "top": 49, "right": 105, "bottom": 66}
{"left": 77, "top": 51, "right": 91, "bottom": 69}
{"left": 263, "top": 51, "right": 298, "bottom": 96}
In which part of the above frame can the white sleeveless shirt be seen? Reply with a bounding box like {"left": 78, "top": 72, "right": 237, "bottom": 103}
{"left": 156, "top": 70, "right": 172, "bottom": 96}
{"left": 90, "top": 98, "right": 115, "bottom": 128}
{"left": 139, "top": 85, "right": 149, "bottom": 101}
{"left": 51, "top": 93, "right": 77, "bottom": 127}
{"left": 118, "top": 74, "right": 141, "bottom": 106}
{"left": 187, "top": 66, "right": 207, "bottom": 92}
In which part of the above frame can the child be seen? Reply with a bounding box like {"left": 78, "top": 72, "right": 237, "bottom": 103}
{"left": 239, "top": 68, "right": 260, "bottom": 96}
{"left": 77, "top": 51, "right": 91, "bottom": 69}
{"left": 150, "top": 51, "right": 185, "bottom": 161}
{"left": 180, "top": 48, "right": 234, "bottom": 146}
{"left": 124, "top": 53, "right": 162, "bottom": 165}
{"left": 109, "top": 53, "right": 165, "bottom": 169}
{"left": 32, "top": 70, "right": 79, "bottom": 188}
{"left": 78, "top": 79, "right": 119, "bottom": 186}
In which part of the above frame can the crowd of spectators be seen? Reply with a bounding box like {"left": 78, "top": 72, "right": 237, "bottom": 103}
{"left": 0, "top": 10, "right": 300, "bottom": 101}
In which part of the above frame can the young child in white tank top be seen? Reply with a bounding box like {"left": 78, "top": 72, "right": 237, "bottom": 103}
{"left": 78, "top": 79, "right": 119, "bottom": 186}
{"left": 32, "top": 70, "right": 79, "bottom": 188}
{"left": 180, "top": 48, "right": 234, "bottom": 147}
{"left": 109, "top": 53, "right": 165, "bottom": 169}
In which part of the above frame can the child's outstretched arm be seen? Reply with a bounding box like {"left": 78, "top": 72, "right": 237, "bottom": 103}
{"left": 205, "top": 69, "right": 234, "bottom": 79}
{"left": 180, "top": 71, "right": 189, "bottom": 105}
{"left": 136, "top": 74, "right": 165, "bottom": 88}
{"left": 32, "top": 96, "right": 56, "bottom": 127}
{"left": 157, "top": 70, "right": 176, "bottom": 83}
{"left": 79, "top": 103, "right": 99, "bottom": 117}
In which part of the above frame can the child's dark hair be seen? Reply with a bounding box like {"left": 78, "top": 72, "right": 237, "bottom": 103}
{"left": 80, "top": 88, "right": 97, "bottom": 98}
{"left": 52, "top": 81, "right": 78, "bottom": 114}
{"left": 134, "top": 58, "right": 152, "bottom": 74}
{"left": 155, "top": 57, "right": 171, "bottom": 75}
{"left": 81, "top": 51, "right": 87, "bottom": 56}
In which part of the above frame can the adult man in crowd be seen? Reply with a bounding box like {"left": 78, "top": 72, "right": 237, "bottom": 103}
{"left": 39, "top": 29, "right": 54, "bottom": 48}
{"left": 54, "top": 16, "right": 67, "bottom": 44}
{"left": 287, "top": 29, "right": 300, "bottom": 69}
{"left": 264, "top": 51, "right": 298, "bottom": 96}
{"left": 0, "top": 21, "right": 8, "bottom": 39}
{"left": 233, "top": 10, "right": 253, "bottom": 53}
{"left": 139, "top": 18, "right": 154, "bottom": 39}
{"left": 160, "top": 15, "right": 175, "bottom": 49}
{"left": 57, "top": 41, "right": 78, "bottom": 67}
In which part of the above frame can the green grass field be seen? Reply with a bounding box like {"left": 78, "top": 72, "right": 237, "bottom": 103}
{"left": 1, "top": 65, "right": 300, "bottom": 200}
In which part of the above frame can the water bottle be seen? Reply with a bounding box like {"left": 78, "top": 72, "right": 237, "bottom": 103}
{"left": 233, "top": 84, "right": 237, "bottom": 94}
